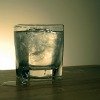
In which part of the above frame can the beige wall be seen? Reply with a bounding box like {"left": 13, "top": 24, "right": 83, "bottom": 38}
{"left": 0, "top": 0, "right": 99, "bottom": 69}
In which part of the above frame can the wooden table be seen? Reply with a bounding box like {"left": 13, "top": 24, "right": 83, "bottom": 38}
{"left": 0, "top": 65, "right": 100, "bottom": 100}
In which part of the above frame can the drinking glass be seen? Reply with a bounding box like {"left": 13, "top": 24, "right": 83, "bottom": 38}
{"left": 14, "top": 24, "right": 64, "bottom": 86}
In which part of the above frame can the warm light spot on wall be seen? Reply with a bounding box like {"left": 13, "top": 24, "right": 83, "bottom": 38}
{"left": 0, "top": 42, "right": 15, "bottom": 70}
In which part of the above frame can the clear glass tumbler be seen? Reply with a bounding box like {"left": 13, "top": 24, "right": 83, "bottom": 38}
{"left": 14, "top": 24, "right": 64, "bottom": 86}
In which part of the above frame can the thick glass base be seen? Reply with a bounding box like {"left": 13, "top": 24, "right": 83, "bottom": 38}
{"left": 15, "top": 66, "right": 62, "bottom": 86}
{"left": 1, "top": 68, "right": 62, "bottom": 87}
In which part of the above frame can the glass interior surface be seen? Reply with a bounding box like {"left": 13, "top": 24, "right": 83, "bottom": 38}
{"left": 14, "top": 24, "right": 64, "bottom": 86}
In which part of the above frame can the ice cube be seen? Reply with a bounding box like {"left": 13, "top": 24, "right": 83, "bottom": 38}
{"left": 29, "top": 31, "right": 57, "bottom": 65}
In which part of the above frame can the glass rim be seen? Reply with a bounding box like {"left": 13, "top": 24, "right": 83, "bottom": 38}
{"left": 14, "top": 24, "right": 64, "bottom": 32}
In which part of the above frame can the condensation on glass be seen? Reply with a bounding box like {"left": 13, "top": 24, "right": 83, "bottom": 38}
{"left": 14, "top": 24, "right": 64, "bottom": 86}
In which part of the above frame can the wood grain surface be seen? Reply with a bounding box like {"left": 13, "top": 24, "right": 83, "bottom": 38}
{"left": 0, "top": 65, "right": 100, "bottom": 100}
